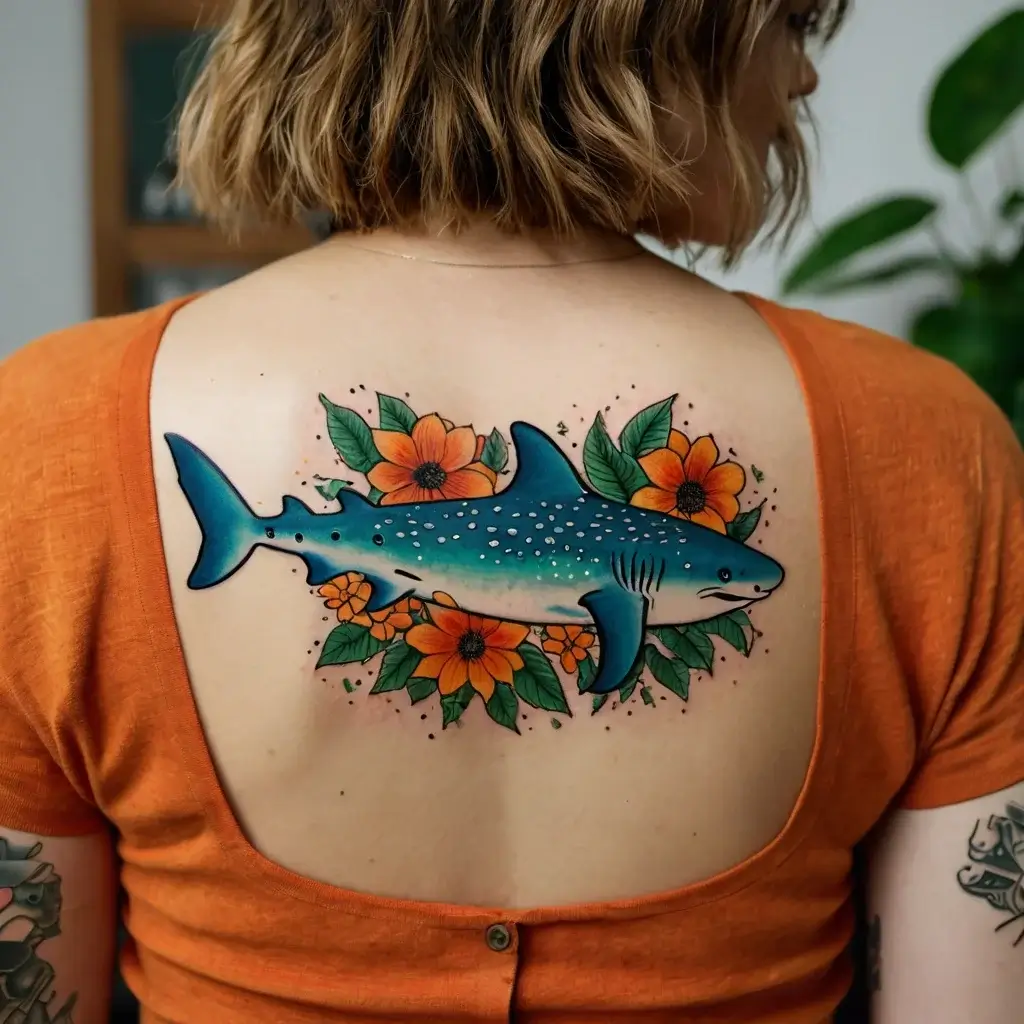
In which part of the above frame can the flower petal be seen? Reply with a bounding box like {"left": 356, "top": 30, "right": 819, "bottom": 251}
{"left": 480, "top": 648, "right": 515, "bottom": 684}
{"left": 683, "top": 436, "right": 720, "bottom": 484}
{"left": 690, "top": 506, "right": 727, "bottom": 534}
{"left": 639, "top": 448, "right": 685, "bottom": 491}
{"left": 441, "top": 468, "right": 495, "bottom": 500}
{"left": 564, "top": 625, "right": 583, "bottom": 641}
{"left": 546, "top": 625, "right": 567, "bottom": 642}
{"left": 475, "top": 434, "right": 486, "bottom": 460}
{"left": 467, "top": 660, "right": 496, "bottom": 702}
{"left": 387, "top": 613, "right": 414, "bottom": 631}
{"left": 336, "top": 604, "right": 355, "bottom": 622}
{"left": 502, "top": 649, "right": 525, "bottom": 673}
{"left": 352, "top": 612, "right": 373, "bottom": 628}
{"left": 429, "top": 606, "right": 473, "bottom": 637}
{"left": 413, "top": 653, "right": 450, "bottom": 679}
{"left": 704, "top": 461, "right": 746, "bottom": 499}
{"left": 431, "top": 591, "right": 459, "bottom": 608}
{"left": 411, "top": 414, "right": 447, "bottom": 464}
{"left": 668, "top": 430, "right": 691, "bottom": 459}
{"left": 367, "top": 461, "right": 416, "bottom": 494}
{"left": 631, "top": 486, "right": 678, "bottom": 514}
{"left": 466, "top": 461, "right": 498, "bottom": 485}
{"left": 369, "top": 623, "right": 389, "bottom": 641}
{"left": 381, "top": 483, "right": 431, "bottom": 506}
{"left": 704, "top": 490, "right": 740, "bottom": 524}
{"left": 484, "top": 621, "right": 531, "bottom": 650}
{"left": 542, "top": 639, "right": 564, "bottom": 655}
{"left": 371, "top": 430, "right": 420, "bottom": 470}
{"left": 406, "top": 623, "right": 458, "bottom": 655}
{"left": 441, "top": 426, "right": 477, "bottom": 471}
{"left": 439, "top": 656, "right": 471, "bottom": 696}
{"left": 560, "top": 650, "right": 577, "bottom": 674}
{"left": 576, "top": 631, "right": 595, "bottom": 649}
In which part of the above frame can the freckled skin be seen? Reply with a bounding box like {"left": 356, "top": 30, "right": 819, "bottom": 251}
{"left": 166, "top": 423, "right": 784, "bottom": 693}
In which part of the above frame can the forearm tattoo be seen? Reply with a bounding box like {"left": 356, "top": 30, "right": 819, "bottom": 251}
{"left": 0, "top": 837, "right": 77, "bottom": 1021}
{"left": 958, "top": 802, "right": 1024, "bottom": 946}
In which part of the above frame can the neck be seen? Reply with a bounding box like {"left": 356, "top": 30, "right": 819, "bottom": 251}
{"left": 326, "top": 218, "right": 644, "bottom": 267}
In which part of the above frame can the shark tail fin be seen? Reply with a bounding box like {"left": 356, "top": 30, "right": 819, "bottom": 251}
{"left": 165, "top": 434, "right": 261, "bottom": 589}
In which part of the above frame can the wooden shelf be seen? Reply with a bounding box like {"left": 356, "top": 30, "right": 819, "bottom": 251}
{"left": 120, "top": 0, "right": 227, "bottom": 30}
{"left": 126, "top": 222, "right": 315, "bottom": 267}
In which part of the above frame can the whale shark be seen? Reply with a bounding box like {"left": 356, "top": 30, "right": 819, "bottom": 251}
{"left": 165, "top": 423, "right": 784, "bottom": 694}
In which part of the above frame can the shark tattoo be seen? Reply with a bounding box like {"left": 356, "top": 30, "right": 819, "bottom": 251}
{"left": 166, "top": 422, "right": 784, "bottom": 695}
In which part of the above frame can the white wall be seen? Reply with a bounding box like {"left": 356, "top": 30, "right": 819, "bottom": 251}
{"left": 0, "top": 1, "right": 90, "bottom": 359}
{"left": 0, "top": 1, "right": 1021, "bottom": 356}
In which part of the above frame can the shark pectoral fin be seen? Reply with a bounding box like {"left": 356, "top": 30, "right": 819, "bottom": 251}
{"left": 302, "top": 553, "right": 344, "bottom": 588}
{"left": 362, "top": 574, "right": 416, "bottom": 613}
{"left": 579, "top": 587, "right": 649, "bottom": 695}
{"left": 282, "top": 495, "right": 316, "bottom": 515}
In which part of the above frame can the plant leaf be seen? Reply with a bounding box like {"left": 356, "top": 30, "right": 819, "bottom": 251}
{"left": 644, "top": 644, "right": 690, "bottom": 701}
{"left": 367, "top": 487, "right": 385, "bottom": 505}
{"left": 513, "top": 643, "right": 571, "bottom": 714}
{"left": 727, "top": 500, "right": 766, "bottom": 543}
{"left": 371, "top": 641, "right": 421, "bottom": 693}
{"left": 576, "top": 650, "right": 596, "bottom": 694}
{"left": 696, "top": 611, "right": 753, "bottom": 656}
{"left": 317, "top": 623, "right": 386, "bottom": 669}
{"left": 583, "top": 413, "right": 649, "bottom": 502}
{"left": 406, "top": 677, "right": 438, "bottom": 704}
{"left": 319, "top": 395, "right": 382, "bottom": 474}
{"left": 800, "top": 256, "right": 949, "bottom": 296}
{"left": 929, "top": 9, "right": 1024, "bottom": 169}
{"left": 378, "top": 393, "right": 418, "bottom": 433}
{"left": 618, "top": 650, "right": 645, "bottom": 702}
{"left": 1000, "top": 190, "right": 1024, "bottom": 222}
{"left": 641, "top": 686, "right": 656, "bottom": 707}
{"left": 618, "top": 396, "right": 675, "bottom": 458}
{"left": 592, "top": 693, "right": 609, "bottom": 714}
{"left": 481, "top": 428, "right": 510, "bottom": 474}
{"left": 782, "top": 197, "right": 939, "bottom": 294}
{"left": 314, "top": 478, "right": 355, "bottom": 503}
{"left": 486, "top": 683, "right": 520, "bottom": 732}
{"left": 655, "top": 626, "right": 714, "bottom": 673}
{"left": 441, "top": 684, "right": 475, "bottom": 728}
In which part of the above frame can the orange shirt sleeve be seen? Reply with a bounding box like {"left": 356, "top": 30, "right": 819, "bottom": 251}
{"left": 0, "top": 323, "right": 119, "bottom": 836}
{"left": 896, "top": 379, "right": 1024, "bottom": 809}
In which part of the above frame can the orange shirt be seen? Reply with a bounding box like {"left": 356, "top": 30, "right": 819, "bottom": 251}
{"left": 0, "top": 294, "right": 1021, "bottom": 1023}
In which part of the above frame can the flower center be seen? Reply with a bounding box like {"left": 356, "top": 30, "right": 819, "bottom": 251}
{"left": 413, "top": 461, "right": 447, "bottom": 490}
{"left": 676, "top": 481, "right": 706, "bottom": 515}
{"left": 457, "top": 630, "right": 487, "bottom": 661}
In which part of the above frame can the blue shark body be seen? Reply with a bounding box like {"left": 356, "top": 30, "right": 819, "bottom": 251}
{"left": 166, "top": 423, "right": 784, "bottom": 694}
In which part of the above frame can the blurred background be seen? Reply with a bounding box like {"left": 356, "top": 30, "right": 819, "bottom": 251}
{"left": 0, "top": 1, "right": 1021, "bottom": 1020}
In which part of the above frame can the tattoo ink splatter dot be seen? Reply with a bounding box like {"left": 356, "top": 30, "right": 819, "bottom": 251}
{"left": 420, "top": 714, "right": 427, "bottom": 721}
{"left": 551, "top": 719, "right": 562, "bottom": 730}
{"left": 428, "top": 734, "right": 435, "bottom": 740}
{"left": 349, "top": 388, "right": 356, "bottom": 394}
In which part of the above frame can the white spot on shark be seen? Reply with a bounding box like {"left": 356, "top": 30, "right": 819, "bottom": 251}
{"left": 554, "top": 527, "right": 564, "bottom": 534}
{"left": 489, "top": 541, "right": 499, "bottom": 548}
{"left": 384, "top": 519, "right": 394, "bottom": 525}
{"left": 397, "top": 532, "right": 406, "bottom": 539}
{"left": 423, "top": 523, "right": 435, "bottom": 530}
{"left": 576, "top": 532, "right": 585, "bottom": 538}
{"left": 507, "top": 528, "right": 518, "bottom": 537}
{"left": 487, "top": 526, "right": 498, "bottom": 533}
{"left": 452, "top": 534, "right": 460, "bottom": 540}
{"left": 528, "top": 512, "right": 538, "bottom": 518}
{"left": 512, "top": 512, "right": 521, "bottom": 518}
{"left": 457, "top": 511, "right": 465, "bottom": 518}
{"left": 437, "top": 537, "right": 446, "bottom": 544}
{"left": 413, "top": 542, "right": 421, "bottom": 548}
{"left": 468, "top": 523, "right": 477, "bottom": 530}
{"left": 685, "top": 562, "right": 692, "bottom": 569}
{"left": 471, "top": 509, "right": 479, "bottom": 516}
{"left": 493, "top": 506, "right": 502, "bottom": 512}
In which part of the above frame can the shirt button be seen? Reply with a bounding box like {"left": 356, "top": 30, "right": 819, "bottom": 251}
{"left": 485, "top": 923, "right": 513, "bottom": 952}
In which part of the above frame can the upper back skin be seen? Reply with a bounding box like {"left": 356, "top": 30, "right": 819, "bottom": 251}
{"left": 149, "top": 239, "right": 821, "bottom": 910}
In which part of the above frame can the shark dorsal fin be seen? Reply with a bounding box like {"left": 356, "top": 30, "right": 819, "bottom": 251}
{"left": 508, "top": 422, "right": 585, "bottom": 500}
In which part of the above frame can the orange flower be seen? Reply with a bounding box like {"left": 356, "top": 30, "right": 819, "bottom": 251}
{"left": 365, "top": 597, "right": 423, "bottom": 643}
{"left": 368, "top": 414, "right": 497, "bottom": 505}
{"left": 542, "top": 626, "right": 596, "bottom": 674}
{"left": 319, "top": 572, "right": 372, "bottom": 623}
{"left": 405, "top": 607, "right": 530, "bottom": 701}
{"left": 631, "top": 431, "right": 745, "bottom": 534}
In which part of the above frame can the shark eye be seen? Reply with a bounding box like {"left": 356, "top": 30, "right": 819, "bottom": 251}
{"left": 373, "top": 534, "right": 385, "bottom": 547}
{"left": 718, "top": 568, "right": 733, "bottom": 583}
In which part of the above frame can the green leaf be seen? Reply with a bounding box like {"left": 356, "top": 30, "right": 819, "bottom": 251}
{"left": 696, "top": 611, "right": 753, "bottom": 656}
{"left": 644, "top": 644, "right": 690, "bottom": 701}
{"left": 319, "top": 395, "right": 382, "bottom": 474}
{"left": 1013, "top": 380, "right": 1024, "bottom": 447}
{"left": 929, "top": 10, "right": 1024, "bottom": 169}
{"left": 367, "top": 487, "right": 385, "bottom": 505}
{"left": 782, "top": 197, "right": 939, "bottom": 293}
{"left": 618, "top": 651, "right": 645, "bottom": 702}
{"left": 576, "top": 650, "right": 597, "bottom": 694}
{"left": 317, "top": 623, "right": 387, "bottom": 669}
{"left": 640, "top": 686, "right": 656, "bottom": 707}
{"left": 486, "top": 683, "right": 520, "bottom": 732}
{"left": 618, "top": 396, "right": 675, "bottom": 458}
{"left": 343, "top": 678, "right": 355, "bottom": 693}
{"left": 441, "top": 684, "right": 475, "bottom": 728}
{"left": 378, "top": 393, "right": 418, "bottom": 433}
{"left": 655, "top": 626, "right": 714, "bottom": 673}
{"left": 370, "top": 641, "right": 421, "bottom": 693}
{"left": 1000, "top": 190, "right": 1024, "bottom": 222}
{"left": 406, "top": 677, "right": 438, "bottom": 704}
{"left": 550, "top": 718, "right": 563, "bottom": 730}
{"left": 751, "top": 466, "right": 765, "bottom": 484}
{"left": 583, "top": 413, "right": 649, "bottom": 502}
{"left": 513, "top": 643, "right": 571, "bottom": 714}
{"left": 799, "top": 255, "right": 949, "bottom": 296}
{"left": 727, "top": 500, "right": 766, "bottom": 543}
{"left": 481, "top": 428, "right": 510, "bottom": 474}
{"left": 592, "top": 693, "right": 609, "bottom": 714}
{"left": 314, "top": 478, "right": 355, "bottom": 503}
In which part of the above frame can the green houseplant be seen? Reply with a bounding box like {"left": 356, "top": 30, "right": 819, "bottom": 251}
{"left": 783, "top": 7, "right": 1024, "bottom": 441}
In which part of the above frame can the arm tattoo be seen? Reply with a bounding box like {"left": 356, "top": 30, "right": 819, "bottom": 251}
{"left": 866, "top": 914, "right": 882, "bottom": 993}
{"left": 0, "top": 837, "right": 77, "bottom": 1022}
{"left": 957, "top": 801, "right": 1024, "bottom": 947}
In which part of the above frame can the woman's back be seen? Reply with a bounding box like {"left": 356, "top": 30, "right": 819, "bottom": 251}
{"left": 151, "top": 233, "right": 822, "bottom": 908}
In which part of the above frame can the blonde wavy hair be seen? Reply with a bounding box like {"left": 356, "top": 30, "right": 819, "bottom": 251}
{"left": 176, "top": 0, "right": 846, "bottom": 257}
